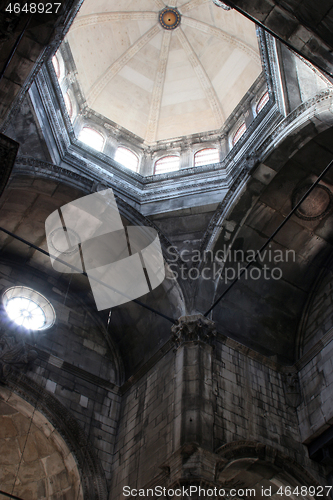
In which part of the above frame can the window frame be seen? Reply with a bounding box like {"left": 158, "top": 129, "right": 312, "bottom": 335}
{"left": 232, "top": 122, "right": 247, "bottom": 146}
{"left": 194, "top": 148, "right": 220, "bottom": 167}
{"left": 154, "top": 155, "right": 180, "bottom": 175}
{"left": 114, "top": 146, "right": 139, "bottom": 173}
{"left": 78, "top": 126, "right": 105, "bottom": 153}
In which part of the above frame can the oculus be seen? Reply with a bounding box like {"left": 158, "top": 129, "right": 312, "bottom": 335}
{"left": 3, "top": 287, "right": 56, "bottom": 331}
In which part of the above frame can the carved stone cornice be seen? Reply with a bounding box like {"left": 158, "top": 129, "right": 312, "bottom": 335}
{"left": 171, "top": 314, "right": 217, "bottom": 348}
{"left": 0, "top": 133, "right": 19, "bottom": 197}
{"left": 0, "top": 0, "right": 84, "bottom": 133}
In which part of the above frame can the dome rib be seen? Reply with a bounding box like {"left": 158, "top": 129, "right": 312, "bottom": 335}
{"left": 87, "top": 24, "right": 161, "bottom": 105}
{"left": 71, "top": 12, "right": 158, "bottom": 31}
{"left": 154, "top": 0, "right": 165, "bottom": 9}
{"left": 180, "top": 0, "right": 211, "bottom": 14}
{"left": 63, "top": 0, "right": 262, "bottom": 143}
{"left": 182, "top": 17, "right": 261, "bottom": 65}
{"left": 145, "top": 30, "right": 172, "bottom": 143}
{"left": 176, "top": 27, "right": 226, "bottom": 125}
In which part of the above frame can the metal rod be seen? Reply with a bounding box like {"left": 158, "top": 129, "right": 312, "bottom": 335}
{"left": 0, "top": 490, "right": 24, "bottom": 500}
{"left": 222, "top": 1, "right": 333, "bottom": 79}
{"left": 0, "top": 15, "right": 33, "bottom": 83}
{"left": 204, "top": 158, "right": 333, "bottom": 317}
{"left": 0, "top": 226, "right": 176, "bottom": 324}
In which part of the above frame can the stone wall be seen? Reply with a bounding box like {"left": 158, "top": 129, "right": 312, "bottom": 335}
{"left": 213, "top": 340, "right": 301, "bottom": 457}
{"left": 0, "top": 259, "right": 122, "bottom": 484}
{"left": 301, "top": 261, "right": 333, "bottom": 356}
{"left": 296, "top": 256, "right": 333, "bottom": 447}
{"left": 223, "top": 0, "right": 333, "bottom": 78}
{"left": 110, "top": 329, "right": 325, "bottom": 499}
{"left": 297, "top": 339, "right": 333, "bottom": 444}
{"left": 111, "top": 348, "right": 176, "bottom": 497}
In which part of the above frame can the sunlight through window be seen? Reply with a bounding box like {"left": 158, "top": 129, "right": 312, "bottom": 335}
{"left": 114, "top": 147, "right": 139, "bottom": 172}
{"left": 3, "top": 287, "right": 56, "bottom": 331}
{"left": 78, "top": 127, "right": 104, "bottom": 152}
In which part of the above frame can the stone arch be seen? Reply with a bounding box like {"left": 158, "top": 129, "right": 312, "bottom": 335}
{"left": 216, "top": 441, "right": 323, "bottom": 492}
{"left": 9, "top": 162, "right": 187, "bottom": 313}
{"left": 202, "top": 88, "right": 333, "bottom": 255}
{"left": 0, "top": 374, "right": 108, "bottom": 500}
{"left": 296, "top": 252, "right": 333, "bottom": 358}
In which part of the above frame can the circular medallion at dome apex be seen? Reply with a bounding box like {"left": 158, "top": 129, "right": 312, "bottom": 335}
{"left": 159, "top": 7, "right": 181, "bottom": 30}
{"left": 3, "top": 287, "right": 56, "bottom": 331}
{"left": 64, "top": 0, "right": 263, "bottom": 145}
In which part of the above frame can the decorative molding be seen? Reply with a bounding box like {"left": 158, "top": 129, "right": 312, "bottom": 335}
{"left": 34, "top": 31, "right": 272, "bottom": 187}
{"left": 176, "top": 27, "right": 226, "bottom": 126}
{"left": 14, "top": 156, "right": 94, "bottom": 191}
{"left": 0, "top": 133, "right": 19, "bottom": 197}
{"left": 159, "top": 8, "right": 181, "bottom": 31}
{"left": 87, "top": 24, "right": 161, "bottom": 105}
{"left": 171, "top": 314, "right": 217, "bottom": 348}
{"left": 0, "top": 0, "right": 84, "bottom": 133}
{"left": 29, "top": 32, "right": 333, "bottom": 218}
{"left": 199, "top": 88, "right": 333, "bottom": 257}
{"left": 91, "top": 321, "right": 333, "bottom": 396}
{"left": 145, "top": 30, "right": 172, "bottom": 143}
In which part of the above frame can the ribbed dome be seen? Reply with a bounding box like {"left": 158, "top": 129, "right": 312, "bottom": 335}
{"left": 66, "top": 0, "right": 262, "bottom": 144}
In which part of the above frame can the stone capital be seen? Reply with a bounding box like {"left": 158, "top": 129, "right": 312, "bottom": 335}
{"left": 171, "top": 314, "right": 216, "bottom": 348}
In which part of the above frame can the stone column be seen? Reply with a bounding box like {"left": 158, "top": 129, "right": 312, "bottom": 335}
{"left": 219, "top": 134, "right": 229, "bottom": 161}
{"left": 140, "top": 149, "right": 154, "bottom": 176}
{"left": 171, "top": 315, "right": 216, "bottom": 452}
{"left": 179, "top": 142, "right": 193, "bottom": 170}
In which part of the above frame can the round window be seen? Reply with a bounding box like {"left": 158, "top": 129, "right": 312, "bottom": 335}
{"left": 3, "top": 287, "right": 56, "bottom": 331}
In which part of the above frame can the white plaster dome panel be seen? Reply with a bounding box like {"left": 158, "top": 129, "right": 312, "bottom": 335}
{"left": 66, "top": 0, "right": 262, "bottom": 144}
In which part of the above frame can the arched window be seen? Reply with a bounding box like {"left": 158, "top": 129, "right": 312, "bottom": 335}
{"left": 78, "top": 127, "right": 104, "bottom": 152}
{"left": 154, "top": 156, "right": 180, "bottom": 175}
{"left": 52, "top": 55, "right": 60, "bottom": 79}
{"left": 232, "top": 123, "right": 246, "bottom": 146}
{"left": 256, "top": 91, "right": 269, "bottom": 114}
{"left": 194, "top": 148, "right": 219, "bottom": 167}
{"left": 114, "top": 147, "right": 139, "bottom": 172}
{"left": 63, "top": 92, "right": 73, "bottom": 119}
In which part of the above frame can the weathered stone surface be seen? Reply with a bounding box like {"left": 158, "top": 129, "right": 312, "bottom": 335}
{"left": 0, "top": 394, "right": 83, "bottom": 499}
{"left": 0, "top": 415, "right": 18, "bottom": 438}
{"left": 171, "top": 314, "right": 217, "bottom": 348}
{"left": 223, "top": 0, "right": 333, "bottom": 77}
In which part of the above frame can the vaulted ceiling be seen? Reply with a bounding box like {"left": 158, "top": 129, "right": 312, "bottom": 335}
{"left": 65, "top": 0, "right": 262, "bottom": 143}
